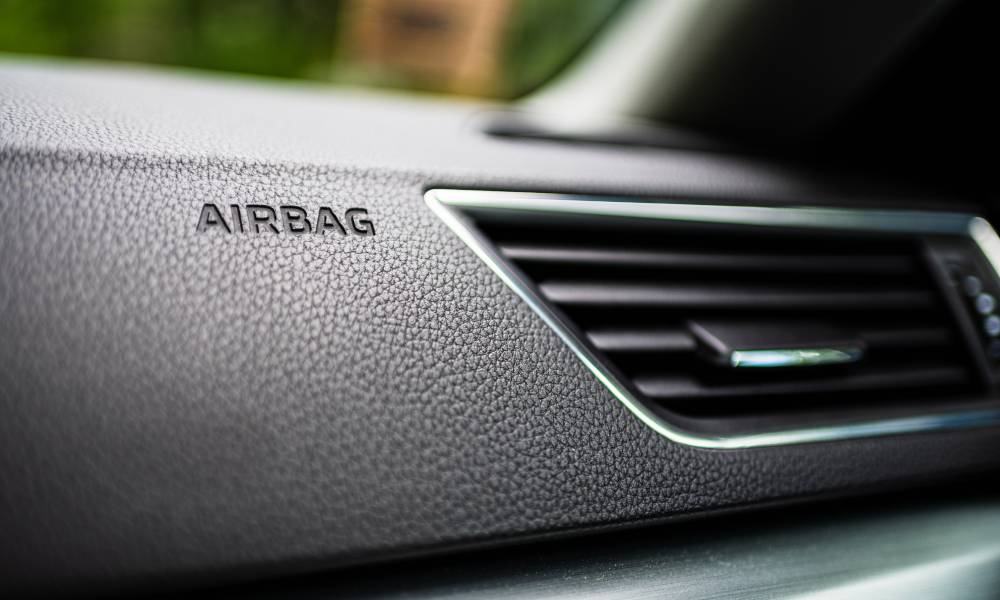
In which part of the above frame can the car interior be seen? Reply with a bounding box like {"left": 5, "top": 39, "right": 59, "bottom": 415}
{"left": 2, "top": 0, "right": 1000, "bottom": 597}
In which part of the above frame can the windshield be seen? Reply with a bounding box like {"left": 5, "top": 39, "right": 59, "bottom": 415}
{"left": 0, "top": 0, "right": 626, "bottom": 99}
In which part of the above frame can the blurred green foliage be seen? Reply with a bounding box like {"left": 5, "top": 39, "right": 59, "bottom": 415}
{"left": 503, "top": 0, "right": 622, "bottom": 96}
{"left": 0, "top": 0, "right": 624, "bottom": 98}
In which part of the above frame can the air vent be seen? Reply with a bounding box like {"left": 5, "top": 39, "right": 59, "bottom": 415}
{"left": 505, "top": 228, "right": 973, "bottom": 415}
{"left": 427, "top": 190, "right": 1000, "bottom": 447}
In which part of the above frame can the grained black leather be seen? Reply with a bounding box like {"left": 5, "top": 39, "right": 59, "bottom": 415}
{"left": 1, "top": 60, "right": 998, "bottom": 595}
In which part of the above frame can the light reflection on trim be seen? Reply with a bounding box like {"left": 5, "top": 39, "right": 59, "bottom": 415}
{"left": 730, "top": 347, "right": 864, "bottom": 368}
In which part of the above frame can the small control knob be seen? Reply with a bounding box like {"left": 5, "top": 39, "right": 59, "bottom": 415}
{"left": 963, "top": 275, "right": 983, "bottom": 297}
{"left": 976, "top": 293, "right": 996, "bottom": 315}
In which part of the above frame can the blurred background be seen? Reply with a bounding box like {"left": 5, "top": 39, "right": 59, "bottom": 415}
{"left": 0, "top": 0, "right": 627, "bottom": 98}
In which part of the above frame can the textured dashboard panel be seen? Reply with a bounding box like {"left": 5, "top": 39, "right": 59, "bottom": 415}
{"left": 2, "top": 60, "right": 1000, "bottom": 594}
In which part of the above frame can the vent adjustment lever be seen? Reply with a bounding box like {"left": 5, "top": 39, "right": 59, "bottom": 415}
{"left": 687, "top": 321, "right": 866, "bottom": 369}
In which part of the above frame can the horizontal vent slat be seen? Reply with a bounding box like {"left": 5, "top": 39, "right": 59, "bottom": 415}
{"left": 502, "top": 244, "right": 915, "bottom": 274}
{"left": 634, "top": 366, "right": 970, "bottom": 401}
{"left": 861, "top": 327, "right": 953, "bottom": 347}
{"left": 539, "top": 282, "right": 935, "bottom": 310}
{"left": 585, "top": 326, "right": 955, "bottom": 354}
{"left": 587, "top": 329, "right": 696, "bottom": 352}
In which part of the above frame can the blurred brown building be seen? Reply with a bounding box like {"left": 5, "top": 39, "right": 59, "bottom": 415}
{"left": 346, "top": 0, "right": 513, "bottom": 96}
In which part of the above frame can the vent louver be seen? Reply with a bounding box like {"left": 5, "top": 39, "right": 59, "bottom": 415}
{"left": 427, "top": 190, "right": 1000, "bottom": 447}
{"left": 504, "top": 230, "right": 973, "bottom": 414}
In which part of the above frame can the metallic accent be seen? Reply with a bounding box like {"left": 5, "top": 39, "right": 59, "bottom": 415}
{"left": 425, "top": 189, "right": 1000, "bottom": 449}
{"left": 730, "top": 347, "right": 864, "bottom": 368}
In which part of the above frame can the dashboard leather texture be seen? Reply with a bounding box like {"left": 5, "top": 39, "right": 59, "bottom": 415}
{"left": 2, "top": 60, "right": 999, "bottom": 594}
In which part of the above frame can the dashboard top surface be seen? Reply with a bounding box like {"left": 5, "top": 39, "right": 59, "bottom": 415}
{"left": 0, "top": 59, "right": 964, "bottom": 208}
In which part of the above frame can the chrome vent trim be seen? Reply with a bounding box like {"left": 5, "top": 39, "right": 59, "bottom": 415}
{"left": 425, "top": 189, "right": 1000, "bottom": 449}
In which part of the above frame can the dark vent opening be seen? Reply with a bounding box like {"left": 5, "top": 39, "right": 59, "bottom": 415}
{"left": 471, "top": 211, "right": 984, "bottom": 421}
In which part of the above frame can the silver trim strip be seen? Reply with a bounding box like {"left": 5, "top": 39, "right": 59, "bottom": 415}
{"left": 425, "top": 189, "right": 1000, "bottom": 449}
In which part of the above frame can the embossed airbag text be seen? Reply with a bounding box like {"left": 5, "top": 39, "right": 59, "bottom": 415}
{"left": 196, "top": 204, "right": 375, "bottom": 236}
